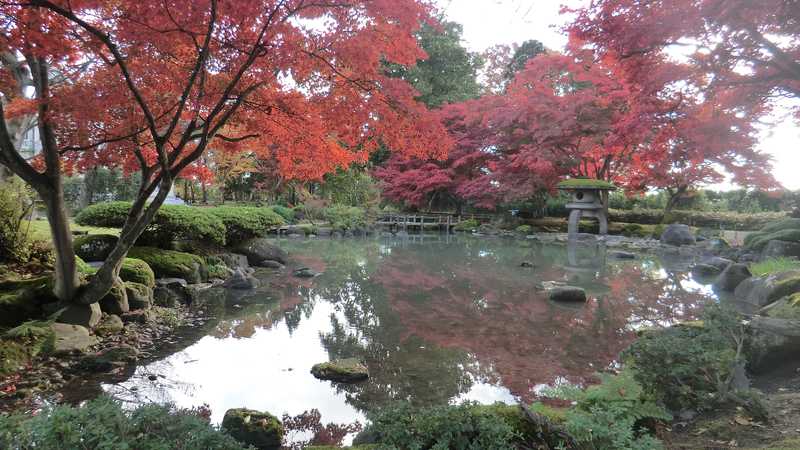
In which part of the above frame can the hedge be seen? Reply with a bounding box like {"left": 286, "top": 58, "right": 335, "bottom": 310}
{"left": 324, "top": 205, "right": 367, "bottom": 231}
{"left": 609, "top": 208, "right": 784, "bottom": 231}
{"left": 207, "top": 206, "right": 284, "bottom": 241}
{"left": 76, "top": 202, "right": 226, "bottom": 247}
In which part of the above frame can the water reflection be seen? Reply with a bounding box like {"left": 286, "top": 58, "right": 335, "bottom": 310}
{"left": 101, "top": 235, "right": 715, "bottom": 427}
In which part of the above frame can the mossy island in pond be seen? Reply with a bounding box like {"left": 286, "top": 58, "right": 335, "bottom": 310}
{"left": 127, "top": 247, "right": 207, "bottom": 283}
{"left": 311, "top": 358, "right": 369, "bottom": 383}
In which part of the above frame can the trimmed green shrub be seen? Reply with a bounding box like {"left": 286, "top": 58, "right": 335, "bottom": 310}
{"left": 546, "top": 370, "right": 669, "bottom": 450}
{"left": 325, "top": 205, "right": 367, "bottom": 231}
{"left": 744, "top": 219, "right": 800, "bottom": 251}
{"left": 75, "top": 256, "right": 97, "bottom": 275}
{"left": 75, "top": 202, "right": 226, "bottom": 247}
{"left": 609, "top": 208, "right": 783, "bottom": 231}
{"left": 453, "top": 219, "right": 479, "bottom": 232}
{"left": 271, "top": 205, "right": 295, "bottom": 223}
{"left": 363, "top": 402, "right": 521, "bottom": 450}
{"left": 515, "top": 224, "right": 533, "bottom": 235}
{"left": 207, "top": 206, "right": 284, "bottom": 242}
{"left": 750, "top": 257, "right": 800, "bottom": 277}
{"left": 119, "top": 257, "right": 156, "bottom": 288}
{"left": 127, "top": 247, "right": 207, "bottom": 283}
{"left": 0, "top": 396, "right": 247, "bottom": 449}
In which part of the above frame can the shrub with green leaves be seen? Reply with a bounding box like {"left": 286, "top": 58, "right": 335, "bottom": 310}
{"left": 325, "top": 205, "right": 368, "bottom": 231}
{"left": 623, "top": 305, "right": 748, "bottom": 413}
{"left": 75, "top": 202, "right": 226, "bottom": 247}
{"left": 363, "top": 402, "right": 520, "bottom": 450}
{"left": 545, "top": 370, "right": 669, "bottom": 450}
{"left": 0, "top": 178, "right": 35, "bottom": 263}
{"left": 453, "top": 219, "right": 479, "bottom": 232}
{"left": 515, "top": 224, "right": 533, "bottom": 235}
{"left": 744, "top": 218, "right": 800, "bottom": 251}
{"left": 207, "top": 206, "right": 284, "bottom": 241}
{"left": 270, "top": 205, "right": 295, "bottom": 223}
{"left": 0, "top": 396, "right": 247, "bottom": 449}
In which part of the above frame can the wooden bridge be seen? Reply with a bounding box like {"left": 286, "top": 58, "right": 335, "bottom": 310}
{"left": 376, "top": 212, "right": 492, "bottom": 232}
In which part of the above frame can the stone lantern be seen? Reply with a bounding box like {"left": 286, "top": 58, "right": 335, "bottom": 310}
{"left": 557, "top": 178, "right": 617, "bottom": 238}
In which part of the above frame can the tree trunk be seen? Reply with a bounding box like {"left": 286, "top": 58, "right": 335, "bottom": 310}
{"left": 40, "top": 184, "right": 79, "bottom": 301}
{"left": 664, "top": 186, "right": 688, "bottom": 216}
{"left": 201, "top": 181, "right": 207, "bottom": 204}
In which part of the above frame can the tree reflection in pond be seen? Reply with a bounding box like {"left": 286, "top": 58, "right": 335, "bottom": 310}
{"left": 99, "top": 236, "right": 714, "bottom": 426}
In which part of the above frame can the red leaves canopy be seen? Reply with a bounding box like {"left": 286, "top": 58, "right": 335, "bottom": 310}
{"left": 0, "top": 0, "right": 451, "bottom": 181}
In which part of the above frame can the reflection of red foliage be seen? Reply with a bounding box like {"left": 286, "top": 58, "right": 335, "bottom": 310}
{"left": 282, "top": 409, "right": 362, "bottom": 449}
{"left": 375, "top": 250, "right": 710, "bottom": 401}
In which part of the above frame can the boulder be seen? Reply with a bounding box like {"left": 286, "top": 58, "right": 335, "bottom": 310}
{"left": 223, "top": 268, "right": 261, "bottom": 290}
{"left": 660, "top": 224, "right": 696, "bottom": 246}
{"left": 51, "top": 323, "right": 98, "bottom": 354}
{"left": 73, "top": 234, "right": 118, "bottom": 262}
{"left": 216, "top": 252, "right": 250, "bottom": 270}
{"left": 99, "top": 279, "right": 129, "bottom": 315}
{"left": 311, "top": 358, "right": 369, "bottom": 383}
{"left": 760, "top": 294, "right": 800, "bottom": 320}
{"left": 692, "top": 263, "right": 723, "bottom": 279}
{"left": 258, "top": 260, "right": 284, "bottom": 269}
{"left": 125, "top": 282, "right": 153, "bottom": 310}
{"left": 748, "top": 316, "right": 800, "bottom": 372}
{"left": 95, "top": 314, "right": 124, "bottom": 336}
{"left": 548, "top": 286, "right": 587, "bottom": 302}
{"left": 0, "top": 276, "right": 57, "bottom": 327}
{"left": 81, "top": 344, "right": 139, "bottom": 372}
{"left": 734, "top": 271, "right": 800, "bottom": 308}
{"left": 127, "top": 247, "right": 207, "bottom": 284}
{"left": 119, "top": 258, "right": 156, "bottom": 288}
{"left": 121, "top": 309, "right": 156, "bottom": 324}
{"left": 56, "top": 302, "right": 102, "bottom": 328}
{"left": 153, "top": 278, "right": 189, "bottom": 307}
{"left": 233, "top": 238, "right": 288, "bottom": 266}
{"left": 293, "top": 267, "right": 320, "bottom": 278}
{"left": 519, "top": 261, "right": 535, "bottom": 268}
{"left": 761, "top": 240, "right": 800, "bottom": 260}
{"left": 713, "top": 263, "right": 752, "bottom": 292}
{"left": 221, "top": 408, "right": 284, "bottom": 450}
{"left": 609, "top": 251, "right": 637, "bottom": 260}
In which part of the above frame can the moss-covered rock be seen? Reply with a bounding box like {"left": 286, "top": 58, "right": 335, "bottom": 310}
{"left": 311, "top": 358, "right": 369, "bottom": 383}
{"left": 99, "top": 278, "right": 129, "bottom": 315}
{"left": 744, "top": 219, "right": 800, "bottom": 251}
{"left": 0, "top": 276, "right": 57, "bottom": 327}
{"left": 73, "top": 234, "right": 119, "bottom": 262}
{"left": 221, "top": 408, "right": 284, "bottom": 450}
{"left": 735, "top": 270, "right": 800, "bottom": 308}
{"left": 119, "top": 258, "right": 155, "bottom": 288}
{"left": 124, "top": 281, "right": 153, "bottom": 310}
{"left": 75, "top": 256, "right": 97, "bottom": 275}
{"left": 95, "top": 314, "right": 124, "bottom": 336}
{"left": 0, "top": 321, "right": 56, "bottom": 375}
{"left": 127, "top": 247, "right": 207, "bottom": 283}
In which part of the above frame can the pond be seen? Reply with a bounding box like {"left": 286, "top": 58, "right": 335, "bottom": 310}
{"left": 88, "top": 235, "right": 715, "bottom": 433}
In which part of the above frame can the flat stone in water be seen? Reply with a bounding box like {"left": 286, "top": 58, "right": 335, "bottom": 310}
{"left": 311, "top": 358, "right": 369, "bottom": 383}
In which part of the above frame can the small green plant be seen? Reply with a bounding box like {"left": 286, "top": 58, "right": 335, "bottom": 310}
{"left": 749, "top": 257, "right": 800, "bottom": 277}
{"left": 453, "top": 219, "right": 479, "bottom": 232}
{"left": 363, "top": 402, "right": 520, "bottom": 450}
{"left": 621, "top": 223, "right": 647, "bottom": 238}
{"left": 545, "top": 370, "right": 669, "bottom": 450}
{"left": 0, "top": 396, "right": 247, "bottom": 449}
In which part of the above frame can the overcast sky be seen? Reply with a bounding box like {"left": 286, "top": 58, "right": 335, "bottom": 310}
{"left": 435, "top": 0, "right": 800, "bottom": 191}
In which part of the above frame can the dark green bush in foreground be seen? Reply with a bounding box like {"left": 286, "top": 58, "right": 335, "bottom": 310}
{"left": 363, "top": 402, "right": 520, "bottom": 450}
{"left": 0, "top": 396, "right": 248, "bottom": 450}
{"left": 623, "top": 305, "right": 757, "bottom": 415}
{"left": 76, "top": 202, "right": 227, "bottom": 247}
{"left": 208, "top": 206, "right": 284, "bottom": 241}
{"left": 271, "top": 205, "right": 295, "bottom": 223}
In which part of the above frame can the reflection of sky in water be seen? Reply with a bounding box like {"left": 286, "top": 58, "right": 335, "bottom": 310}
{"left": 97, "top": 237, "right": 717, "bottom": 431}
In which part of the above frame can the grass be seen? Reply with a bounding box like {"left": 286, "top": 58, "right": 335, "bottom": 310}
{"left": 24, "top": 219, "right": 120, "bottom": 242}
{"left": 749, "top": 257, "right": 800, "bottom": 277}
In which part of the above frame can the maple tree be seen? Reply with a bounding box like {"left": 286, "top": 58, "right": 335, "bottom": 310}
{"left": 0, "top": 0, "right": 450, "bottom": 308}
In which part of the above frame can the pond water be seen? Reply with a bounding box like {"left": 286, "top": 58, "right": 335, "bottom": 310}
{"left": 94, "top": 235, "right": 715, "bottom": 434}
